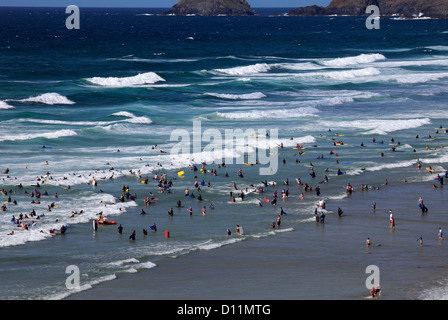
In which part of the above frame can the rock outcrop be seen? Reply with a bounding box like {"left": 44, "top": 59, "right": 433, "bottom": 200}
{"left": 288, "top": 0, "right": 448, "bottom": 18}
{"left": 165, "top": 0, "right": 257, "bottom": 16}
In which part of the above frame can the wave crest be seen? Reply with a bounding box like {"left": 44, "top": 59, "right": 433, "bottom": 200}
{"left": 214, "top": 63, "right": 271, "bottom": 75}
{"left": 16, "top": 93, "right": 75, "bottom": 105}
{"left": 204, "top": 92, "right": 266, "bottom": 100}
{"left": 86, "top": 72, "right": 165, "bottom": 87}
{"left": 320, "top": 53, "right": 386, "bottom": 67}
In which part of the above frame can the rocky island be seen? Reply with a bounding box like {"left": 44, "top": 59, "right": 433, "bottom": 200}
{"left": 165, "top": 0, "right": 257, "bottom": 16}
{"left": 288, "top": 0, "right": 448, "bottom": 18}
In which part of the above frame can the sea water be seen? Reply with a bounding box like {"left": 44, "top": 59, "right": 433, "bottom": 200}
{"left": 0, "top": 7, "right": 448, "bottom": 300}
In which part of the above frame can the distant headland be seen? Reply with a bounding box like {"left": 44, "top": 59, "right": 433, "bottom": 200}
{"left": 287, "top": 0, "right": 448, "bottom": 19}
{"left": 164, "top": 0, "right": 447, "bottom": 18}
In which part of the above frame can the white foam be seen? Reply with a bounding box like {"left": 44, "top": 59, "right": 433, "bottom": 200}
{"left": 0, "top": 129, "right": 77, "bottom": 142}
{"left": 253, "top": 135, "right": 316, "bottom": 150}
{"left": 21, "top": 118, "right": 115, "bottom": 126}
{"left": 418, "top": 279, "right": 448, "bottom": 300}
{"left": 107, "top": 258, "right": 140, "bottom": 266}
{"left": 427, "top": 46, "right": 448, "bottom": 51}
{"left": 0, "top": 192, "right": 134, "bottom": 248}
{"left": 86, "top": 72, "right": 165, "bottom": 87}
{"left": 367, "top": 159, "right": 418, "bottom": 172}
{"left": 214, "top": 63, "right": 271, "bottom": 76}
{"left": 111, "top": 111, "right": 153, "bottom": 124}
{"left": 16, "top": 93, "right": 75, "bottom": 105}
{"left": 204, "top": 92, "right": 266, "bottom": 100}
{"left": 323, "top": 67, "right": 381, "bottom": 80}
{"left": 320, "top": 53, "right": 386, "bottom": 67}
{"left": 393, "top": 73, "right": 448, "bottom": 84}
{"left": 46, "top": 274, "right": 117, "bottom": 300}
{"left": 215, "top": 106, "right": 319, "bottom": 120}
{"left": 374, "top": 58, "right": 448, "bottom": 68}
{"left": 0, "top": 101, "right": 14, "bottom": 109}
{"left": 198, "top": 237, "right": 243, "bottom": 250}
{"left": 319, "top": 118, "right": 431, "bottom": 135}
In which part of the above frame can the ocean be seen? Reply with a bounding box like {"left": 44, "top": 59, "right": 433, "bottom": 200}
{"left": 0, "top": 7, "right": 448, "bottom": 300}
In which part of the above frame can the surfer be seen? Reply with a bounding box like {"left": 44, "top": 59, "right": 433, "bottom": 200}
{"left": 129, "top": 230, "right": 136, "bottom": 240}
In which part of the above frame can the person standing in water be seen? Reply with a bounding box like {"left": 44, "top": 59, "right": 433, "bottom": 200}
{"left": 389, "top": 210, "right": 395, "bottom": 229}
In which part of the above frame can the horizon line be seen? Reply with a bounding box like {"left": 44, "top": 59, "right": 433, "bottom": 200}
{"left": 0, "top": 5, "right": 300, "bottom": 8}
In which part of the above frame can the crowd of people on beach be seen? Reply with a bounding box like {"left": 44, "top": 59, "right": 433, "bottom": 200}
{"left": 1, "top": 127, "right": 447, "bottom": 298}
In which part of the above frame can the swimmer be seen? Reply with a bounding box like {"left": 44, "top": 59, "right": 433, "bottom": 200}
{"left": 370, "top": 284, "right": 381, "bottom": 298}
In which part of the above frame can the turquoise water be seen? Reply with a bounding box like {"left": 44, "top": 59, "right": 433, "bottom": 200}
{"left": 0, "top": 7, "right": 448, "bottom": 299}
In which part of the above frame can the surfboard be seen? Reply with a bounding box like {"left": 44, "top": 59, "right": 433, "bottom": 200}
{"left": 92, "top": 220, "right": 98, "bottom": 231}
{"left": 426, "top": 167, "right": 434, "bottom": 173}
{"left": 293, "top": 147, "right": 306, "bottom": 150}
{"left": 424, "top": 138, "right": 438, "bottom": 142}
